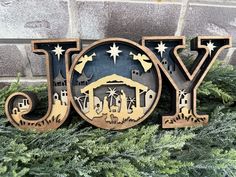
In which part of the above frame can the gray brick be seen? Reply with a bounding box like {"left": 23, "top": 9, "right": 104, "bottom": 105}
{"left": 183, "top": 4, "right": 236, "bottom": 43}
{"left": 76, "top": 1, "right": 181, "bottom": 41}
{"left": 0, "top": 45, "right": 29, "bottom": 77}
{"left": 76, "top": 1, "right": 108, "bottom": 39}
{"left": 25, "top": 45, "right": 46, "bottom": 76}
{"left": 0, "top": 0, "right": 69, "bottom": 38}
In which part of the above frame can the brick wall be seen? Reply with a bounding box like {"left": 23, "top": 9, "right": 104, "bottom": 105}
{"left": 0, "top": 0, "right": 235, "bottom": 87}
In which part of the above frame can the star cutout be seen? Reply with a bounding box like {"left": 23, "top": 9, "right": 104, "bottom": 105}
{"left": 52, "top": 44, "right": 65, "bottom": 61}
{"left": 106, "top": 43, "right": 122, "bottom": 64}
{"left": 206, "top": 41, "right": 216, "bottom": 56}
{"left": 155, "top": 41, "right": 168, "bottom": 58}
{"left": 179, "top": 89, "right": 187, "bottom": 98}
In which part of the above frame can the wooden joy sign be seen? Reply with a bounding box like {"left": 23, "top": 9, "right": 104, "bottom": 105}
{"left": 5, "top": 36, "right": 231, "bottom": 132}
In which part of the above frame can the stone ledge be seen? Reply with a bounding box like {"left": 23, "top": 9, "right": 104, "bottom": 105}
{"left": 0, "top": 82, "right": 46, "bottom": 89}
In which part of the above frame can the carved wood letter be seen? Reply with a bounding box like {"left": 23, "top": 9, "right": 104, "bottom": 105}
{"left": 142, "top": 36, "right": 231, "bottom": 128}
{"left": 5, "top": 39, "right": 80, "bottom": 131}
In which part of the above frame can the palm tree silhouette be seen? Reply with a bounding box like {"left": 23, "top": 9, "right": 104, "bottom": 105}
{"left": 106, "top": 87, "right": 118, "bottom": 106}
{"left": 128, "top": 97, "right": 136, "bottom": 110}
{"left": 74, "top": 93, "right": 88, "bottom": 111}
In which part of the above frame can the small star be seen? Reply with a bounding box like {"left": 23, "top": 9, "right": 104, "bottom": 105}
{"left": 179, "top": 89, "right": 187, "bottom": 98}
{"left": 206, "top": 41, "right": 216, "bottom": 56}
{"left": 155, "top": 41, "right": 168, "bottom": 58}
{"left": 52, "top": 44, "right": 65, "bottom": 61}
{"left": 106, "top": 43, "right": 122, "bottom": 64}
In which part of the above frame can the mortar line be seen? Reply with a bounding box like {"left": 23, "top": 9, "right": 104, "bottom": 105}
{"left": 76, "top": 0, "right": 182, "bottom": 5}
{"left": 189, "top": 2, "right": 236, "bottom": 8}
{"left": 67, "top": 0, "right": 79, "bottom": 37}
{"left": 175, "top": 0, "right": 189, "bottom": 36}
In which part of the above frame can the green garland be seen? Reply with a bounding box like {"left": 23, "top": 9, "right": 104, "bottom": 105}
{"left": 0, "top": 61, "right": 235, "bottom": 177}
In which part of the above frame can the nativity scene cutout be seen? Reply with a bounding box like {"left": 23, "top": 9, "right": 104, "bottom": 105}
{"left": 71, "top": 42, "right": 159, "bottom": 128}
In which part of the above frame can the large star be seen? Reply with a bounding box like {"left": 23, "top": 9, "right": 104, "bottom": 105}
{"left": 155, "top": 41, "right": 168, "bottom": 58}
{"left": 52, "top": 44, "right": 65, "bottom": 61}
{"left": 206, "top": 41, "right": 216, "bottom": 56}
{"left": 106, "top": 43, "right": 122, "bottom": 64}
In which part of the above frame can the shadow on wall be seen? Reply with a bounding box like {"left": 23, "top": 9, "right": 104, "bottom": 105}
{"left": 105, "top": 3, "right": 178, "bottom": 41}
